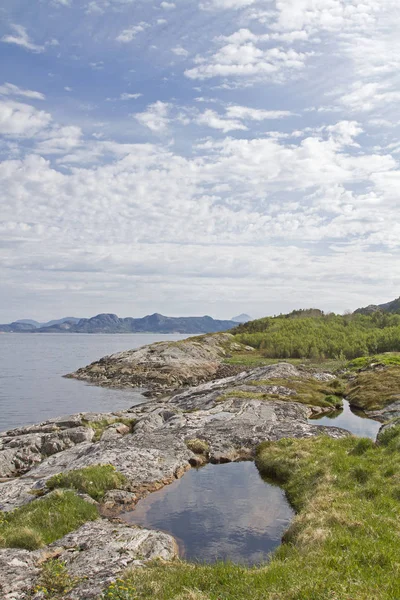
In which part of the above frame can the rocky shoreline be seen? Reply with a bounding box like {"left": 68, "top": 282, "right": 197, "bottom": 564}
{"left": 64, "top": 333, "right": 253, "bottom": 393}
{"left": 0, "top": 357, "right": 353, "bottom": 600}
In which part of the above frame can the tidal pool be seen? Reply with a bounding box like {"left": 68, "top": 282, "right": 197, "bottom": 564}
{"left": 309, "top": 399, "right": 381, "bottom": 439}
{"left": 123, "top": 461, "right": 294, "bottom": 565}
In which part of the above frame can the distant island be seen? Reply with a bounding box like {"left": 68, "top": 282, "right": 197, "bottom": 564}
{"left": 0, "top": 313, "right": 241, "bottom": 334}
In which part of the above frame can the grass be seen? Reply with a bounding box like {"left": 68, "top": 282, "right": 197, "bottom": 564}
{"left": 218, "top": 377, "right": 345, "bottom": 409}
{"left": 185, "top": 439, "right": 210, "bottom": 455}
{"left": 112, "top": 431, "right": 400, "bottom": 600}
{"left": 346, "top": 365, "right": 400, "bottom": 411}
{"left": 224, "top": 353, "right": 345, "bottom": 372}
{"left": 0, "top": 490, "right": 98, "bottom": 550}
{"left": 347, "top": 353, "right": 400, "bottom": 370}
{"left": 46, "top": 464, "right": 128, "bottom": 501}
{"left": 83, "top": 418, "right": 137, "bottom": 442}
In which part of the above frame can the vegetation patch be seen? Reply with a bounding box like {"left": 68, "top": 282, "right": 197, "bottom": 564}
{"left": 347, "top": 353, "right": 400, "bottom": 370}
{"left": 34, "top": 559, "right": 80, "bottom": 598}
{"left": 346, "top": 366, "right": 400, "bottom": 411}
{"left": 0, "top": 490, "right": 98, "bottom": 550}
{"left": 46, "top": 465, "right": 128, "bottom": 501}
{"left": 101, "top": 576, "right": 138, "bottom": 600}
{"left": 83, "top": 418, "right": 137, "bottom": 442}
{"left": 112, "top": 433, "right": 400, "bottom": 600}
{"left": 219, "top": 378, "right": 344, "bottom": 409}
{"left": 232, "top": 310, "right": 400, "bottom": 360}
{"left": 185, "top": 439, "right": 210, "bottom": 455}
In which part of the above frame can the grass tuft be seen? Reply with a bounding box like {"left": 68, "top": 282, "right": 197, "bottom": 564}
{"left": 185, "top": 439, "right": 210, "bottom": 455}
{"left": 46, "top": 464, "right": 127, "bottom": 501}
{"left": 0, "top": 490, "right": 98, "bottom": 550}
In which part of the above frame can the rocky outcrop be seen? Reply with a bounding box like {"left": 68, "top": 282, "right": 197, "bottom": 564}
{"left": 0, "top": 417, "right": 95, "bottom": 479}
{"left": 0, "top": 521, "right": 177, "bottom": 600}
{"left": 1, "top": 363, "right": 348, "bottom": 510}
{"left": 65, "top": 333, "right": 252, "bottom": 392}
{"left": 0, "top": 362, "right": 350, "bottom": 599}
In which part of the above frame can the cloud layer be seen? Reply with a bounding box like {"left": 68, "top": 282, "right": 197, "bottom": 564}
{"left": 0, "top": 0, "right": 400, "bottom": 320}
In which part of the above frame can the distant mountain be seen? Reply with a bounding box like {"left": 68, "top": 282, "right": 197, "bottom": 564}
{"left": 354, "top": 297, "right": 400, "bottom": 315}
{"left": 14, "top": 317, "right": 80, "bottom": 329}
{"left": 231, "top": 314, "right": 252, "bottom": 323}
{"left": 0, "top": 313, "right": 237, "bottom": 334}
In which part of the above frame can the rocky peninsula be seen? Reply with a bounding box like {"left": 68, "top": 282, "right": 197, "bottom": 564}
{"left": 0, "top": 337, "right": 351, "bottom": 599}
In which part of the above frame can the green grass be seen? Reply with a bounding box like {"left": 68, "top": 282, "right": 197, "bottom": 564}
{"left": 224, "top": 353, "right": 345, "bottom": 372}
{"left": 113, "top": 432, "right": 400, "bottom": 600}
{"left": 346, "top": 365, "right": 400, "bottom": 411}
{"left": 46, "top": 465, "right": 128, "bottom": 501}
{"left": 219, "top": 377, "right": 345, "bottom": 409}
{"left": 0, "top": 490, "right": 98, "bottom": 550}
{"left": 347, "top": 353, "right": 400, "bottom": 370}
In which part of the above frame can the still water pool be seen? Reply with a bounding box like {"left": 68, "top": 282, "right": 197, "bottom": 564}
{"left": 123, "top": 461, "right": 294, "bottom": 565}
{"left": 309, "top": 400, "right": 381, "bottom": 439}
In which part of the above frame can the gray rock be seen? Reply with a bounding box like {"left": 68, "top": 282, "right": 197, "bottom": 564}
{"left": 0, "top": 362, "right": 349, "bottom": 513}
{"left": 65, "top": 333, "right": 252, "bottom": 392}
{"left": 0, "top": 521, "right": 177, "bottom": 600}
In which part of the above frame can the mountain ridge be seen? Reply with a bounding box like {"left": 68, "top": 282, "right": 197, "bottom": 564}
{"left": 0, "top": 313, "right": 237, "bottom": 334}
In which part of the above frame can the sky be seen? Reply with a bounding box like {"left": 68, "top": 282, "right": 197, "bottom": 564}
{"left": 1, "top": 0, "right": 400, "bottom": 322}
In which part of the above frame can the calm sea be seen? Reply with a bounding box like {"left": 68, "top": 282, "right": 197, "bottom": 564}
{"left": 0, "top": 333, "right": 187, "bottom": 433}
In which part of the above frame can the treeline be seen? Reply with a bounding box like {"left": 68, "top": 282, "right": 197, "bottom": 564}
{"left": 233, "top": 311, "right": 400, "bottom": 360}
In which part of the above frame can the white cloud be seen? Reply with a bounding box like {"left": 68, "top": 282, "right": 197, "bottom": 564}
{"left": 196, "top": 109, "right": 248, "bottom": 132}
{"left": 135, "top": 101, "right": 171, "bottom": 133}
{"left": 116, "top": 23, "right": 149, "bottom": 43}
{"left": 185, "top": 33, "right": 311, "bottom": 81}
{"left": 160, "top": 2, "right": 176, "bottom": 9}
{"left": 201, "top": 0, "right": 258, "bottom": 9}
{"left": 0, "top": 82, "right": 45, "bottom": 101}
{"left": 0, "top": 100, "right": 51, "bottom": 137}
{"left": 120, "top": 92, "right": 142, "bottom": 100}
{"left": 225, "top": 105, "right": 293, "bottom": 120}
{"left": 1, "top": 24, "right": 45, "bottom": 53}
{"left": 172, "top": 46, "right": 189, "bottom": 57}
{"left": 35, "top": 126, "right": 83, "bottom": 155}
{"left": 339, "top": 81, "right": 400, "bottom": 112}
{"left": 64, "top": 86, "right": 72, "bottom": 92}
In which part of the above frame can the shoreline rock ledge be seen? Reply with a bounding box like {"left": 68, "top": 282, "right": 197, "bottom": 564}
{"left": 64, "top": 333, "right": 253, "bottom": 393}
{"left": 1, "top": 360, "right": 349, "bottom": 599}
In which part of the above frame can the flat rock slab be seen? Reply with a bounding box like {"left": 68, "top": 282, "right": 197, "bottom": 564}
{"left": 0, "top": 363, "right": 348, "bottom": 512}
{"left": 0, "top": 520, "right": 177, "bottom": 600}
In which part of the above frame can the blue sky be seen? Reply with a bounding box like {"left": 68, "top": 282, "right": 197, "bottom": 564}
{"left": 1, "top": 0, "right": 400, "bottom": 322}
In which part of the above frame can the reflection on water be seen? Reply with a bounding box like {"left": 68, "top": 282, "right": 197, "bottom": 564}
{"left": 123, "top": 461, "right": 294, "bottom": 565}
{"left": 309, "top": 400, "right": 381, "bottom": 439}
